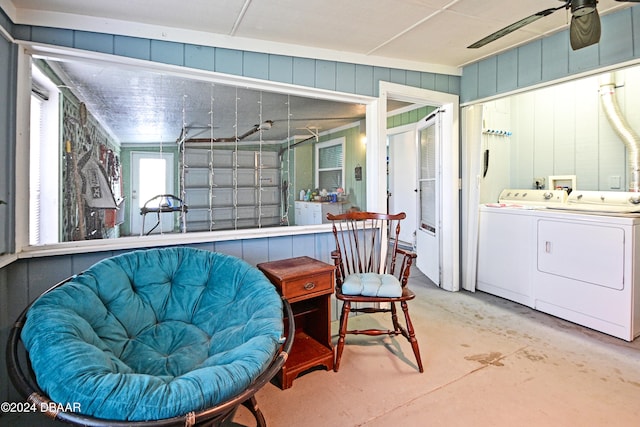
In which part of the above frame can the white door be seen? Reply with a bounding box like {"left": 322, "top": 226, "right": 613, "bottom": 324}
{"left": 130, "top": 152, "right": 175, "bottom": 235}
{"left": 388, "top": 127, "right": 417, "bottom": 247}
{"left": 416, "top": 114, "right": 441, "bottom": 286}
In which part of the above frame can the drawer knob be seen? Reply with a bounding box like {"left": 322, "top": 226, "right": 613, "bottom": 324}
{"left": 304, "top": 282, "right": 316, "bottom": 290}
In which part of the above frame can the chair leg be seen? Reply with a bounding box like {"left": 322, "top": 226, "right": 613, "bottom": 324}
{"left": 241, "top": 396, "right": 267, "bottom": 427}
{"left": 401, "top": 301, "right": 424, "bottom": 373}
{"left": 390, "top": 302, "right": 402, "bottom": 333}
{"left": 334, "top": 301, "right": 351, "bottom": 372}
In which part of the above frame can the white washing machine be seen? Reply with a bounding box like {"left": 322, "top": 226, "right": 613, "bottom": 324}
{"left": 477, "top": 190, "right": 640, "bottom": 341}
{"left": 477, "top": 189, "right": 567, "bottom": 307}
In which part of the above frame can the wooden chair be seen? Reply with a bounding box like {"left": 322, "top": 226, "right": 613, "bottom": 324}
{"left": 326, "top": 211, "right": 424, "bottom": 373}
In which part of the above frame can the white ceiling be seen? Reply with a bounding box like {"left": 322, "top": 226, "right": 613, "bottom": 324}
{"left": 2, "top": 0, "right": 636, "bottom": 73}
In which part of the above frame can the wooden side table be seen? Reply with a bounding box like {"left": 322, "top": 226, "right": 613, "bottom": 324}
{"left": 257, "top": 256, "right": 334, "bottom": 389}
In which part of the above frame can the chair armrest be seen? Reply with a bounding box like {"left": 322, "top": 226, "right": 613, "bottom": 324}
{"left": 393, "top": 247, "right": 417, "bottom": 286}
{"left": 397, "top": 247, "right": 417, "bottom": 259}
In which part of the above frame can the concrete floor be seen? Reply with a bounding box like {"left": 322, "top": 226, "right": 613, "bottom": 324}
{"left": 5, "top": 269, "right": 640, "bottom": 426}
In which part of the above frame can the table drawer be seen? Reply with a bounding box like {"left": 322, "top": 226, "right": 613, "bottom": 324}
{"left": 281, "top": 273, "right": 333, "bottom": 301}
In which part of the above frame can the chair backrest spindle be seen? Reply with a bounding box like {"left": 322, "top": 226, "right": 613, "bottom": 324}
{"left": 327, "top": 211, "right": 409, "bottom": 286}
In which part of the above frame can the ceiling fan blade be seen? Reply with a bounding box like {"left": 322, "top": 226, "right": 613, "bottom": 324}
{"left": 468, "top": 6, "right": 566, "bottom": 49}
{"left": 570, "top": 9, "right": 601, "bottom": 50}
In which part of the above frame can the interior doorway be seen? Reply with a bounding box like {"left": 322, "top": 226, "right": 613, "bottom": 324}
{"left": 130, "top": 152, "right": 175, "bottom": 235}
{"left": 378, "top": 82, "right": 459, "bottom": 291}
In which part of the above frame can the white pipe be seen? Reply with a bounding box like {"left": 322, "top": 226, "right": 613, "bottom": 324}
{"left": 599, "top": 73, "right": 640, "bottom": 192}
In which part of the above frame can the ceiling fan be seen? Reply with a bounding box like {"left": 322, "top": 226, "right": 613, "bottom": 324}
{"left": 468, "top": 0, "right": 640, "bottom": 51}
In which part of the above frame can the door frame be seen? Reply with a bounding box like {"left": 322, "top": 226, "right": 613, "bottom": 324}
{"left": 375, "top": 81, "right": 460, "bottom": 292}
{"left": 130, "top": 151, "right": 175, "bottom": 236}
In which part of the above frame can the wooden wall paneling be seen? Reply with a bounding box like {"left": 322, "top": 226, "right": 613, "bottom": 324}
{"left": 449, "top": 74, "right": 461, "bottom": 95}
{"left": 114, "top": 35, "right": 152, "bottom": 61}
{"left": 27, "top": 256, "right": 75, "bottom": 298}
{"left": 0, "top": 6, "right": 13, "bottom": 32}
{"left": 372, "top": 67, "right": 391, "bottom": 96}
{"left": 568, "top": 42, "right": 600, "bottom": 76}
{"left": 150, "top": 39, "right": 183, "bottom": 66}
{"left": 184, "top": 44, "right": 215, "bottom": 72}
{"left": 541, "top": 32, "right": 569, "bottom": 83}
{"left": 12, "top": 24, "right": 30, "bottom": 40}
{"left": 0, "top": 268, "right": 10, "bottom": 402}
{"left": 31, "top": 26, "right": 73, "bottom": 47}
{"left": 312, "top": 232, "right": 335, "bottom": 265}
{"left": 213, "top": 239, "right": 243, "bottom": 259}
{"left": 478, "top": 57, "right": 497, "bottom": 100}
{"left": 511, "top": 91, "right": 535, "bottom": 188}
{"left": 292, "top": 57, "right": 316, "bottom": 88}
{"left": 282, "top": 233, "right": 314, "bottom": 260}
{"left": 435, "top": 73, "right": 452, "bottom": 93}
{"left": 355, "top": 64, "right": 375, "bottom": 96}
{"left": 420, "top": 71, "right": 436, "bottom": 92}
{"left": 184, "top": 242, "right": 216, "bottom": 252}
{"left": 390, "top": 68, "right": 407, "bottom": 86}
{"left": 574, "top": 76, "right": 601, "bottom": 190}
{"left": 533, "top": 88, "right": 555, "bottom": 183}
{"left": 461, "top": 62, "right": 479, "bottom": 104}
{"left": 552, "top": 83, "right": 577, "bottom": 175}
{"left": 336, "top": 62, "right": 356, "bottom": 94}
{"left": 241, "top": 238, "right": 270, "bottom": 265}
{"left": 74, "top": 31, "right": 114, "bottom": 55}
{"left": 600, "top": 9, "right": 634, "bottom": 66}
{"left": 243, "top": 51, "right": 269, "bottom": 80}
{"left": 315, "top": 59, "right": 337, "bottom": 91}
{"left": 266, "top": 235, "right": 294, "bottom": 261}
{"left": 405, "top": 70, "right": 421, "bottom": 89}
{"left": 268, "top": 54, "right": 294, "bottom": 84}
{"left": 496, "top": 49, "right": 518, "bottom": 94}
{"left": 215, "top": 47, "right": 243, "bottom": 75}
{"left": 5, "top": 262, "right": 31, "bottom": 402}
{"left": 70, "top": 251, "right": 114, "bottom": 274}
{"left": 517, "top": 41, "right": 542, "bottom": 88}
{"left": 633, "top": 6, "right": 640, "bottom": 59}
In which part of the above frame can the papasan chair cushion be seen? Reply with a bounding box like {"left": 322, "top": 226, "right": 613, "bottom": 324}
{"left": 20, "top": 247, "right": 284, "bottom": 422}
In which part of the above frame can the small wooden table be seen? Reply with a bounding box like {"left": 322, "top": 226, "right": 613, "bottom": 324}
{"left": 257, "top": 256, "right": 335, "bottom": 389}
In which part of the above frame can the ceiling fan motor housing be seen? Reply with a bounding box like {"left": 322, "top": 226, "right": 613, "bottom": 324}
{"left": 571, "top": 0, "right": 598, "bottom": 17}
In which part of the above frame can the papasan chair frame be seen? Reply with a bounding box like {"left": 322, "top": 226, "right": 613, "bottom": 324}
{"left": 6, "top": 250, "right": 294, "bottom": 427}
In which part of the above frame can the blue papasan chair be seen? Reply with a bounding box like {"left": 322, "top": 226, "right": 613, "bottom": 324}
{"left": 6, "top": 247, "right": 293, "bottom": 427}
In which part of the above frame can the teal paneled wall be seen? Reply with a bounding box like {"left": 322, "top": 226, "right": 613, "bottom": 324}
{"left": 461, "top": 7, "right": 640, "bottom": 103}
{"left": 9, "top": 25, "right": 460, "bottom": 99}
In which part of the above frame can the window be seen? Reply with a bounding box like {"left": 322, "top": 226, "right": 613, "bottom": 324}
{"left": 315, "top": 137, "right": 345, "bottom": 192}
